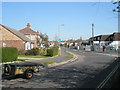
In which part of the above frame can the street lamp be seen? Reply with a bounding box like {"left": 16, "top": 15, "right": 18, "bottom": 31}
{"left": 58, "top": 24, "right": 64, "bottom": 42}
{"left": 58, "top": 24, "right": 64, "bottom": 56}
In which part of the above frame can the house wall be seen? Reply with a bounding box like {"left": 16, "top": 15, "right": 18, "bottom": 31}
{"left": 25, "top": 34, "right": 37, "bottom": 40}
{"left": 109, "top": 41, "right": 120, "bottom": 50}
{"left": 25, "top": 34, "right": 40, "bottom": 48}
{"left": 0, "top": 26, "right": 25, "bottom": 51}
{"left": 2, "top": 40, "right": 25, "bottom": 51}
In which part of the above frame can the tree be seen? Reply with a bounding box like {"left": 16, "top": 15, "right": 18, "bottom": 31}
{"left": 39, "top": 33, "right": 49, "bottom": 48}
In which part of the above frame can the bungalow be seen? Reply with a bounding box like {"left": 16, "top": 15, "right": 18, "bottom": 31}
{"left": 89, "top": 32, "right": 120, "bottom": 50}
{"left": 89, "top": 35, "right": 110, "bottom": 46}
{"left": 107, "top": 32, "right": 120, "bottom": 50}
{"left": 0, "top": 24, "right": 34, "bottom": 51}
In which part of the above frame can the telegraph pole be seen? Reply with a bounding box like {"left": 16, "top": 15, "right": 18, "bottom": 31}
{"left": 91, "top": 24, "right": 94, "bottom": 51}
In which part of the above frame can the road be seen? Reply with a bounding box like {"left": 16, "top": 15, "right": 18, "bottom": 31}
{"left": 2, "top": 47, "right": 118, "bottom": 88}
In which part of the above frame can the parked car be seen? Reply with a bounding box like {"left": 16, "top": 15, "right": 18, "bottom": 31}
{"left": 2, "top": 62, "right": 46, "bottom": 79}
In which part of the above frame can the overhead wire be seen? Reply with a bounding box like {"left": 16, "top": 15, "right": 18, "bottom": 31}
{"left": 92, "top": 0, "right": 100, "bottom": 24}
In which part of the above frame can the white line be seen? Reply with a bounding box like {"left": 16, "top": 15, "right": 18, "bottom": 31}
{"left": 97, "top": 62, "right": 120, "bottom": 89}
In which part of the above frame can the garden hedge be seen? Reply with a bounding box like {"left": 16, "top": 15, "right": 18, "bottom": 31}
{"left": 1, "top": 47, "right": 18, "bottom": 62}
{"left": 47, "top": 47, "right": 58, "bottom": 57}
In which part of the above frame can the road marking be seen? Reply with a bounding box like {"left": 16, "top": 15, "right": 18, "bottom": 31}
{"left": 96, "top": 61, "right": 120, "bottom": 89}
{"left": 95, "top": 53, "right": 118, "bottom": 57}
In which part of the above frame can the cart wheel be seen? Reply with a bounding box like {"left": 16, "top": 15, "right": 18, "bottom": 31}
{"left": 24, "top": 70, "right": 33, "bottom": 79}
{"left": 4, "top": 64, "right": 11, "bottom": 73}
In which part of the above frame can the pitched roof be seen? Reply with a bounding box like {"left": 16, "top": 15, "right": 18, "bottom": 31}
{"left": 19, "top": 23, "right": 39, "bottom": 34}
{"left": 113, "top": 32, "right": 120, "bottom": 41}
{"left": 1, "top": 24, "right": 34, "bottom": 43}
{"left": 100, "top": 35, "right": 110, "bottom": 41}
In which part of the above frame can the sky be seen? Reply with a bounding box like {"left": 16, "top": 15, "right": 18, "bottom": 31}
{"left": 2, "top": 2, "right": 118, "bottom": 41}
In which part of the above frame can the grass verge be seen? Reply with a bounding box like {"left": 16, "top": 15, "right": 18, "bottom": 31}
{"left": 40, "top": 62, "right": 55, "bottom": 66}
{"left": 66, "top": 52, "right": 74, "bottom": 58}
{"left": 19, "top": 55, "right": 51, "bottom": 58}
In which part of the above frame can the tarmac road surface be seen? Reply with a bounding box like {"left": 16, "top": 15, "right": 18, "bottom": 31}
{"left": 2, "top": 48, "right": 117, "bottom": 88}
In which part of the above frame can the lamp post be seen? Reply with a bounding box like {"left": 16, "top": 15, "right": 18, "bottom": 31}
{"left": 58, "top": 24, "right": 64, "bottom": 41}
{"left": 58, "top": 24, "right": 64, "bottom": 56}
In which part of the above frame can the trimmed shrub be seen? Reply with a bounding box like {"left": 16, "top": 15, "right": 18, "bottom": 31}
{"left": 47, "top": 47, "right": 58, "bottom": 57}
{"left": 1, "top": 47, "right": 18, "bottom": 62}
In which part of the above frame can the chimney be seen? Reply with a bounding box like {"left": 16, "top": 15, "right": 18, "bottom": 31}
{"left": 27, "top": 23, "right": 31, "bottom": 27}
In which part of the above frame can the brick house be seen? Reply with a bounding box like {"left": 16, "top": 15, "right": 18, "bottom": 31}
{"left": 19, "top": 23, "right": 42, "bottom": 48}
{"left": 0, "top": 24, "right": 34, "bottom": 51}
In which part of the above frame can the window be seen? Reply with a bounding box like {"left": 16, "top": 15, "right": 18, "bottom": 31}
{"left": 3, "top": 42, "right": 7, "bottom": 47}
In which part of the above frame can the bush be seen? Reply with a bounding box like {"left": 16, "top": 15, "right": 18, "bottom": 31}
{"left": 1, "top": 47, "right": 18, "bottom": 62}
{"left": 18, "top": 49, "right": 26, "bottom": 55}
{"left": 25, "top": 48, "right": 39, "bottom": 56}
{"left": 47, "top": 47, "right": 59, "bottom": 57}
{"left": 39, "top": 48, "right": 47, "bottom": 56}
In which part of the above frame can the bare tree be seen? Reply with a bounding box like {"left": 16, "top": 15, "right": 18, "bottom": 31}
{"left": 39, "top": 33, "right": 49, "bottom": 48}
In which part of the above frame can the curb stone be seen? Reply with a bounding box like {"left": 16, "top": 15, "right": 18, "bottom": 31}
{"left": 48, "top": 51, "right": 78, "bottom": 67}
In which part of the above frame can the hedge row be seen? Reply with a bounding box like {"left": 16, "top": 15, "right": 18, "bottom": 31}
{"left": 47, "top": 48, "right": 59, "bottom": 57}
{"left": 1, "top": 47, "right": 18, "bottom": 62}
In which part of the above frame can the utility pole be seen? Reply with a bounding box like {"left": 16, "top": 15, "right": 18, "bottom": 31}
{"left": 113, "top": 0, "right": 120, "bottom": 12}
{"left": 91, "top": 24, "right": 94, "bottom": 51}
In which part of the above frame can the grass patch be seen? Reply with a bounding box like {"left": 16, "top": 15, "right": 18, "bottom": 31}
{"left": 41, "top": 62, "right": 55, "bottom": 65}
{"left": 66, "top": 52, "right": 74, "bottom": 58}
{"left": 19, "top": 55, "right": 51, "bottom": 58}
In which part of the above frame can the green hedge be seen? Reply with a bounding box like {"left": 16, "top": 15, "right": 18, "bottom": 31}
{"left": 47, "top": 48, "right": 59, "bottom": 57}
{"left": 1, "top": 47, "right": 18, "bottom": 62}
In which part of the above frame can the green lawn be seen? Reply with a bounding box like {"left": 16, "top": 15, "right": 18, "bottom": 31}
{"left": 19, "top": 55, "right": 51, "bottom": 58}
{"left": 66, "top": 52, "right": 74, "bottom": 58}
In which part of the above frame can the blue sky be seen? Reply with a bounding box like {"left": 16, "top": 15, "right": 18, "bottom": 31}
{"left": 2, "top": 2, "right": 118, "bottom": 41}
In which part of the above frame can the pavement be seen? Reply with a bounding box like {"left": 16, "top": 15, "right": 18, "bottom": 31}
{"left": 2, "top": 47, "right": 119, "bottom": 88}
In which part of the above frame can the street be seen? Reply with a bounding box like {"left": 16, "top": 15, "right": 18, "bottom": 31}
{"left": 2, "top": 48, "right": 117, "bottom": 88}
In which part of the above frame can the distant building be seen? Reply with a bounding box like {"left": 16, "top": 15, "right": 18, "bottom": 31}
{"left": 107, "top": 32, "right": 120, "bottom": 50}
{"left": 19, "top": 23, "right": 42, "bottom": 48}
{"left": 89, "top": 32, "right": 120, "bottom": 50}
{"left": 0, "top": 24, "right": 34, "bottom": 51}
